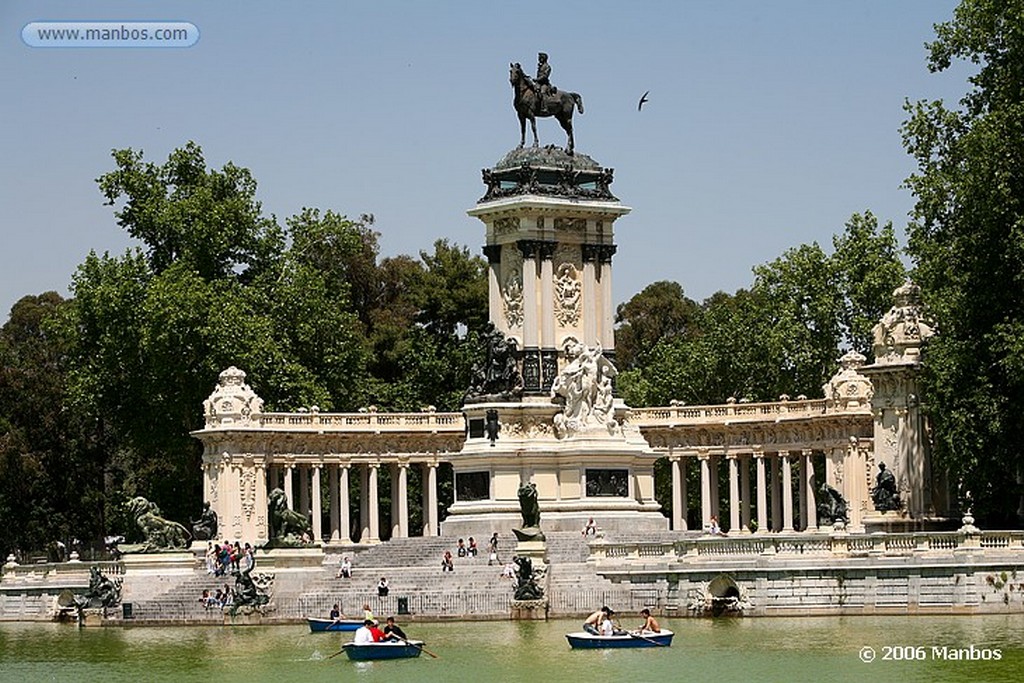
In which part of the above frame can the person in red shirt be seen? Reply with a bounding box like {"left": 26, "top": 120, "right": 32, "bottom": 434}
{"left": 368, "top": 621, "right": 386, "bottom": 642}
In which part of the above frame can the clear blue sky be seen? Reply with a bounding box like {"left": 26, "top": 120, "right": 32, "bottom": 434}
{"left": 0, "top": 0, "right": 968, "bottom": 320}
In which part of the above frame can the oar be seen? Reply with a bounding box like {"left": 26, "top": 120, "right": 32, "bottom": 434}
{"left": 628, "top": 630, "right": 668, "bottom": 647}
{"left": 399, "top": 635, "right": 439, "bottom": 659}
{"left": 326, "top": 646, "right": 347, "bottom": 660}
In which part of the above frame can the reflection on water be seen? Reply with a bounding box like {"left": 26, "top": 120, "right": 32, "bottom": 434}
{"left": 1, "top": 615, "right": 1023, "bottom": 683}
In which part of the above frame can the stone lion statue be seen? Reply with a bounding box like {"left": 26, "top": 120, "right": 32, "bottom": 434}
{"left": 125, "top": 496, "right": 192, "bottom": 551}
{"left": 267, "top": 488, "right": 311, "bottom": 545}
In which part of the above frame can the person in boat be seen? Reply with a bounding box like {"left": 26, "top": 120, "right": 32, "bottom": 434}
{"left": 600, "top": 608, "right": 626, "bottom": 636}
{"left": 583, "top": 606, "right": 610, "bottom": 635}
{"left": 636, "top": 608, "right": 661, "bottom": 633}
{"left": 354, "top": 619, "right": 376, "bottom": 644}
{"left": 383, "top": 616, "right": 408, "bottom": 642}
{"left": 329, "top": 603, "right": 345, "bottom": 622}
{"left": 368, "top": 620, "right": 386, "bottom": 642}
{"left": 362, "top": 603, "right": 375, "bottom": 623}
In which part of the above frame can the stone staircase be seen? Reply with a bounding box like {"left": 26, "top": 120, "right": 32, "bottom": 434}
{"left": 72, "top": 530, "right": 696, "bottom": 623}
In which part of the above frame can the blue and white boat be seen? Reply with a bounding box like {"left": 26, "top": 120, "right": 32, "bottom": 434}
{"left": 342, "top": 640, "right": 425, "bottom": 660}
{"left": 307, "top": 617, "right": 363, "bottom": 632}
{"left": 566, "top": 629, "right": 674, "bottom": 649}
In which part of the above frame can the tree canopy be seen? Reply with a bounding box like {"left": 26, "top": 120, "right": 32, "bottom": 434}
{"left": 902, "top": 0, "right": 1024, "bottom": 524}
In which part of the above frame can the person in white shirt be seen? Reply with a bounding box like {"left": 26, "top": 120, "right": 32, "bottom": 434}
{"left": 353, "top": 619, "right": 376, "bottom": 644}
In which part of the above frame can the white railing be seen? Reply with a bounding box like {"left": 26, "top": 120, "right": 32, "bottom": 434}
{"left": 256, "top": 412, "right": 464, "bottom": 432}
{"left": 589, "top": 531, "right": 1024, "bottom": 565}
{"left": 630, "top": 399, "right": 829, "bottom": 427}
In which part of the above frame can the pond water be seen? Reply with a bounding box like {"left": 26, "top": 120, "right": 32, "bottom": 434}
{"left": 1, "top": 615, "right": 1022, "bottom": 683}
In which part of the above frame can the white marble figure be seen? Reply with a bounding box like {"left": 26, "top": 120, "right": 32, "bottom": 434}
{"left": 551, "top": 340, "right": 618, "bottom": 437}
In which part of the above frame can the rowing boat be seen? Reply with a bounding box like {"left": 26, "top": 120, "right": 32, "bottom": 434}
{"left": 307, "top": 617, "right": 363, "bottom": 632}
{"left": 565, "top": 629, "right": 674, "bottom": 649}
{"left": 342, "top": 640, "right": 425, "bottom": 660}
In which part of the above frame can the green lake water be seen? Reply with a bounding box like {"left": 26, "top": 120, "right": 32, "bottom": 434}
{"left": 2, "top": 615, "right": 1023, "bottom": 683}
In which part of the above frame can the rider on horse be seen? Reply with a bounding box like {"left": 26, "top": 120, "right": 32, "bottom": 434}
{"left": 530, "top": 52, "right": 558, "bottom": 114}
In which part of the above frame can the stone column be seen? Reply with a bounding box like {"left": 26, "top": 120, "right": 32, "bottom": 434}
{"left": 782, "top": 452, "right": 795, "bottom": 532}
{"left": 797, "top": 456, "right": 806, "bottom": 530}
{"left": 709, "top": 455, "right": 720, "bottom": 520}
{"left": 518, "top": 240, "right": 539, "bottom": 350}
{"left": 338, "top": 465, "right": 351, "bottom": 543}
{"left": 483, "top": 244, "right": 502, "bottom": 331}
{"left": 728, "top": 454, "right": 740, "bottom": 533}
{"left": 255, "top": 460, "right": 269, "bottom": 544}
{"left": 671, "top": 455, "right": 687, "bottom": 531}
{"left": 699, "top": 453, "right": 712, "bottom": 530}
{"left": 582, "top": 245, "right": 598, "bottom": 345}
{"left": 329, "top": 463, "right": 340, "bottom": 543}
{"left": 396, "top": 463, "right": 409, "bottom": 538}
{"left": 284, "top": 465, "right": 295, "bottom": 510}
{"left": 359, "top": 465, "right": 370, "bottom": 542}
{"left": 755, "top": 452, "right": 768, "bottom": 533}
{"left": 598, "top": 246, "right": 617, "bottom": 350}
{"left": 539, "top": 242, "right": 555, "bottom": 349}
{"left": 311, "top": 464, "right": 322, "bottom": 542}
{"left": 740, "top": 454, "right": 751, "bottom": 533}
{"left": 423, "top": 463, "right": 438, "bottom": 537}
{"left": 367, "top": 463, "right": 380, "bottom": 543}
{"left": 803, "top": 450, "right": 817, "bottom": 529}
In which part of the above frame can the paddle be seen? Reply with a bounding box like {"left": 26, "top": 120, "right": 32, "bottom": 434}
{"left": 628, "top": 630, "right": 668, "bottom": 647}
{"left": 398, "top": 635, "right": 439, "bottom": 659}
{"left": 325, "top": 646, "right": 347, "bottom": 660}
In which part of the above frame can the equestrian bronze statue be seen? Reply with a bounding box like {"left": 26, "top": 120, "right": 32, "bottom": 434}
{"left": 509, "top": 60, "right": 584, "bottom": 154}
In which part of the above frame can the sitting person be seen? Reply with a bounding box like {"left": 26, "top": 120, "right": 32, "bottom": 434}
{"left": 441, "top": 550, "right": 454, "bottom": 572}
{"left": 600, "top": 609, "right": 624, "bottom": 636}
{"left": 353, "top": 619, "right": 376, "bottom": 644}
{"left": 457, "top": 538, "right": 467, "bottom": 557}
{"left": 382, "top": 616, "right": 407, "bottom": 641}
{"left": 377, "top": 577, "right": 389, "bottom": 597}
{"left": 329, "top": 603, "right": 344, "bottom": 622}
{"left": 337, "top": 556, "right": 352, "bottom": 579}
{"left": 468, "top": 536, "right": 478, "bottom": 557}
{"left": 362, "top": 603, "right": 375, "bottom": 623}
{"left": 636, "top": 607, "right": 661, "bottom": 633}
{"left": 707, "top": 515, "right": 726, "bottom": 536}
{"left": 368, "top": 620, "right": 386, "bottom": 642}
{"left": 500, "top": 562, "right": 516, "bottom": 580}
{"left": 582, "top": 518, "right": 597, "bottom": 536}
{"left": 583, "top": 606, "right": 610, "bottom": 635}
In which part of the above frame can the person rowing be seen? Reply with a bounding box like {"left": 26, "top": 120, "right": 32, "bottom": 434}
{"left": 635, "top": 608, "right": 661, "bottom": 634}
{"left": 582, "top": 605, "right": 610, "bottom": 635}
{"left": 382, "top": 616, "right": 407, "bottom": 642}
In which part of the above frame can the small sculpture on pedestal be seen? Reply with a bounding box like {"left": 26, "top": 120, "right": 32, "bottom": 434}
{"left": 871, "top": 463, "right": 901, "bottom": 512}
{"left": 513, "top": 482, "right": 545, "bottom": 542}
{"left": 191, "top": 502, "right": 218, "bottom": 541}
{"left": 267, "top": 488, "right": 313, "bottom": 547}
{"left": 816, "top": 483, "right": 849, "bottom": 527}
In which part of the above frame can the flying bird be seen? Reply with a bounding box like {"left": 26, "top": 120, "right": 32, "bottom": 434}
{"left": 638, "top": 90, "right": 650, "bottom": 111}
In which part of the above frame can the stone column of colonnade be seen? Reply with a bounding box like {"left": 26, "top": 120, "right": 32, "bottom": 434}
{"left": 679, "top": 448, "right": 830, "bottom": 534}
{"left": 256, "top": 459, "right": 437, "bottom": 543}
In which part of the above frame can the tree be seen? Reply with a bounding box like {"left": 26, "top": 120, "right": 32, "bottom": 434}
{"left": 614, "top": 281, "right": 699, "bottom": 370}
{"left": 901, "top": 0, "right": 1024, "bottom": 524}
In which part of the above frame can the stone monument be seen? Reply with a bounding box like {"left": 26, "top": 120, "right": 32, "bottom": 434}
{"left": 442, "top": 70, "right": 666, "bottom": 536}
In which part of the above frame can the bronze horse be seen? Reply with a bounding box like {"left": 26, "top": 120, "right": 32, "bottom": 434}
{"left": 509, "top": 62, "right": 584, "bottom": 154}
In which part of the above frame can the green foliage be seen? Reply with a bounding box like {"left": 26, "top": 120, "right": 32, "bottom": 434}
{"left": 0, "top": 142, "right": 489, "bottom": 550}
{"left": 902, "top": 0, "right": 1024, "bottom": 524}
{"left": 619, "top": 215, "right": 904, "bottom": 408}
